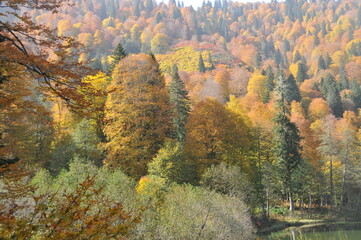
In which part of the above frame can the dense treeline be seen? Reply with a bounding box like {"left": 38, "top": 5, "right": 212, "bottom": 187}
{"left": 2, "top": 0, "right": 361, "bottom": 238}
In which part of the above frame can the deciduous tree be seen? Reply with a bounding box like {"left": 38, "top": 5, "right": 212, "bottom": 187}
{"left": 104, "top": 54, "right": 171, "bottom": 177}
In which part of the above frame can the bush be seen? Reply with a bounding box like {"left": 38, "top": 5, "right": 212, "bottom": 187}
{"left": 200, "top": 163, "right": 255, "bottom": 205}
{"left": 32, "top": 157, "right": 137, "bottom": 210}
{"left": 154, "top": 184, "right": 255, "bottom": 240}
{"left": 269, "top": 206, "right": 289, "bottom": 215}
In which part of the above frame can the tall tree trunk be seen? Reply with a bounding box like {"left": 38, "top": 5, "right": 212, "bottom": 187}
{"left": 341, "top": 142, "right": 348, "bottom": 206}
{"left": 257, "top": 133, "right": 266, "bottom": 218}
{"left": 289, "top": 191, "right": 294, "bottom": 212}
{"left": 266, "top": 189, "right": 270, "bottom": 219}
{"left": 330, "top": 154, "right": 334, "bottom": 207}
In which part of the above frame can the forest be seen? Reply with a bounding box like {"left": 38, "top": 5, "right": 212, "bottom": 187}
{"left": 1, "top": 0, "right": 361, "bottom": 239}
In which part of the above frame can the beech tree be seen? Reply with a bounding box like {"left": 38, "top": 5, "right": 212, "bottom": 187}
{"left": 317, "top": 115, "right": 339, "bottom": 207}
{"left": 0, "top": 0, "right": 91, "bottom": 166}
{"left": 0, "top": 0, "right": 91, "bottom": 107}
{"left": 0, "top": 169, "right": 141, "bottom": 239}
{"left": 104, "top": 53, "right": 171, "bottom": 177}
{"left": 185, "top": 98, "right": 250, "bottom": 174}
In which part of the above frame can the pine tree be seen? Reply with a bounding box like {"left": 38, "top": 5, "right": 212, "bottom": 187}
{"left": 264, "top": 65, "right": 274, "bottom": 103}
{"left": 324, "top": 53, "right": 332, "bottom": 69}
{"left": 145, "top": 0, "right": 153, "bottom": 12}
{"left": 255, "top": 52, "right": 262, "bottom": 68}
{"left": 134, "top": 0, "right": 140, "bottom": 16}
{"left": 314, "top": 31, "right": 320, "bottom": 46}
{"left": 198, "top": 53, "right": 206, "bottom": 73}
{"left": 321, "top": 21, "right": 327, "bottom": 37}
{"left": 273, "top": 71, "right": 302, "bottom": 212}
{"left": 285, "top": 74, "right": 301, "bottom": 102}
{"left": 169, "top": 65, "right": 190, "bottom": 144}
{"left": 296, "top": 61, "right": 307, "bottom": 83}
{"left": 358, "top": 6, "right": 361, "bottom": 28}
{"left": 318, "top": 56, "right": 326, "bottom": 71}
{"left": 350, "top": 80, "right": 361, "bottom": 109}
{"left": 107, "top": 43, "right": 127, "bottom": 74}
{"left": 293, "top": 50, "right": 301, "bottom": 63}
{"left": 326, "top": 87, "right": 343, "bottom": 118}
{"left": 339, "top": 59, "right": 349, "bottom": 90}
{"left": 104, "top": 53, "right": 171, "bottom": 178}
{"left": 322, "top": 74, "right": 343, "bottom": 118}
{"left": 284, "top": 39, "right": 290, "bottom": 52}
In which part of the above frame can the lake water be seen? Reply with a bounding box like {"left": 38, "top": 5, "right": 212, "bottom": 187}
{"left": 259, "top": 223, "right": 361, "bottom": 240}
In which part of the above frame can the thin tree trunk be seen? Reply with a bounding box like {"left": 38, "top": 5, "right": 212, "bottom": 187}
{"left": 330, "top": 154, "right": 334, "bottom": 207}
{"left": 289, "top": 192, "right": 294, "bottom": 212}
{"left": 342, "top": 142, "right": 348, "bottom": 206}
{"left": 257, "top": 132, "right": 266, "bottom": 218}
{"left": 266, "top": 189, "right": 270, "bottom": 219}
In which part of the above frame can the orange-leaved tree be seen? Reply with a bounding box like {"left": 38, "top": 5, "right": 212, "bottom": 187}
{"left": 0, "top": 0, "right": 92, "bottom": 107}
{"left": 0, "top": 0, "right": 93, "bottom": 165}
{"left": 185, "top": 98, "right": 250, "bottom": 174}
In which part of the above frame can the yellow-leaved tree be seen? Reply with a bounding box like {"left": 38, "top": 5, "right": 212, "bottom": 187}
{"left": 247, "top": 72, "right": 267, "bottom": 101}
{"left": 103, "top": 53, "right": 171, "bottom": 178}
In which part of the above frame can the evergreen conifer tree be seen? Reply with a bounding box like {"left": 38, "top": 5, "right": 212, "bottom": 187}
{"left": 108, "top": 43, "right": 127, "bottom": 74}
{"left": 293, "top": 50, "right": 301, "bottom": 63}
{"left": 273, "top": 71, "right": 302, "bottom": 212}
{"left": 358, "top": 6, "right": 361, "bottom": 28}
{"left": 350, "top": 80, "right": 361, "bottom": 109}
{"left": 134, "top": 0, "right": 140, "bottom": 16}
{"left": 264, "top": 65, "right": 274, "bottom": 103}
{"left": 321, "top": 21, "right": 327, "bottom": 37}
{"left": 318, "top": 56, "right": 326, "bottom": 71}
{"left": 285, "top": 74, "right": 301, "bottom": 102}
{"left": 314, "top": 31, "right": 320, "bottom": 46}
{"left": 169, "top": 65, "right": 191, "bottom": 144}
{"left": 296, "top": 61, "right": 307, "bottom": 83}
{"left": 322, "top": 74, "right": 343, "bottom": 118}
{"left": 339, "top": 59, "right": 349, "bottom": 90}
{"left": 255, "top": 52, "right": 262, "bottom": 68}
{"left": 198, "top": 53, "right": 206, "bottom": 73}
{"left": 324, "top": 53, "right": 332, "bottom": 68}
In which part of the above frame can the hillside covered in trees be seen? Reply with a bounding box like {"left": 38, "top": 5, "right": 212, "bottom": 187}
{"left": 2, "top": 0, "right": 361, "bottom": 238}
